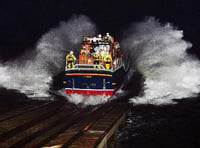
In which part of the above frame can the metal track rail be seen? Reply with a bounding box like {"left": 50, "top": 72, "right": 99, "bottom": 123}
{"left": 0, "top": 99, "right": 129, "bottom": 148}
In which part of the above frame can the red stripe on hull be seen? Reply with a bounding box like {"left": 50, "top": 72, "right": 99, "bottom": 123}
{"left": 65, "top": 89, "right": 114, "bottom": 96}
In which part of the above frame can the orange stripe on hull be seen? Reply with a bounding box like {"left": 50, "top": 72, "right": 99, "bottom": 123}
{"left": 66, "top": 73, "right": 112, "bottom": 77}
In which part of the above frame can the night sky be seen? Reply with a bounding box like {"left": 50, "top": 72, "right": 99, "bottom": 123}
{"left": 0, "top": 0, "right": 200, "bottom": 60}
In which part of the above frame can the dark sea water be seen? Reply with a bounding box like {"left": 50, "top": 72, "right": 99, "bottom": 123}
{"left": 118, "top": 97, "right": 200, "bottom": 148}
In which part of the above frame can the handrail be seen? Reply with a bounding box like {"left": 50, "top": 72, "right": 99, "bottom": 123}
{"left": 66, "top": 64, "right": 109, "bottom": 71}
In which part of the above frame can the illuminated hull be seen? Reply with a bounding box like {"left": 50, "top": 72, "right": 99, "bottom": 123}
{"left": 64, "top": 64, "right": 126, "bottom": 96}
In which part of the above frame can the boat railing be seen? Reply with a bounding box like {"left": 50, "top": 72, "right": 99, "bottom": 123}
{"left": 66, "top": 60, "right": 124, "bottom": 71}
{"left": 65, "top": 64, "right": 111, "bottom": 71}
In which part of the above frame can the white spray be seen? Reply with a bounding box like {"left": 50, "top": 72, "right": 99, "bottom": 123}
{"left": 122, "top": 17, "right": 200, "bottom": 105}
{"left": 0, "top": 15, "right": 96, "bottom": 97}
{"left": 58, "top": 89, "right": 110, "bottom": 106}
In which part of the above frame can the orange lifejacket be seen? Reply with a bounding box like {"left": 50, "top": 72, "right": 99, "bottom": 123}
{"left": 79, "top": 54, "right": 87, "bottom": 64}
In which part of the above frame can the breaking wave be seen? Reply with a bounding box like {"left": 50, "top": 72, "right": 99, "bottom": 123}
{"left": 122, "top": 17, "right": 200, "bottom": 105}
{"left": 1, "top": 15, "right": 200, "bottom": 105}
{"left": 0, "top": 15, "right": 96, "bottom": 97}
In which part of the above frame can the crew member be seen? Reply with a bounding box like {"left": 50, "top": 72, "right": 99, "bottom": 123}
{"left": 103, "top": 52, "right": 112, "bottom": 70}
{"left": 79, "top": 49, "right": 87, "bottom": 64}
{"left": 104, "top": 32, "right": 113, "bottom": 43}
{"left": 93, "top": 51, "right": 101, "bottom": 68}
{"left": 66, "top": 51, "right": 76, "bottom": 68}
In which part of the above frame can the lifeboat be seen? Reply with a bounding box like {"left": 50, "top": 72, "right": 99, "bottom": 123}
{"left": 63, "top": 33, "right": 129, "bottom": 96}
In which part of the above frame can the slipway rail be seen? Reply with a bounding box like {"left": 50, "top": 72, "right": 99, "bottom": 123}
{"left": 0, "top": 97, "right": 129, "bottom": 148}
